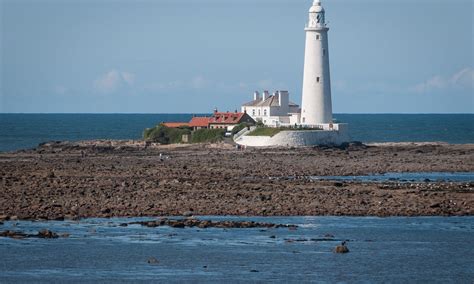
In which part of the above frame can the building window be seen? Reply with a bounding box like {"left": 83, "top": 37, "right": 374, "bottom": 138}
{"left": 252, "top": 109, "right": 255, "bottom": 116}
{"left": 258, "top": 109, "right": 260, "bottom": 116}
{"left": 323, "top": 49, "right": 326, "bottom": 56}
{"left": 302, "top": 117, "right": 305, "bottom": 123}
{"left": 316, "top": 34, "right": 320, "bottom": 40}
{"left": 264, "top": 109, "right": 267, "bottom": 116}
{"left": 316, "top": 76, "right": 320, "bottom": 83}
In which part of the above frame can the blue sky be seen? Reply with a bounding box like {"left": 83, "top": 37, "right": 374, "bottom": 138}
{"left": 1, "top": 0, "right": 473, "bottom": 113}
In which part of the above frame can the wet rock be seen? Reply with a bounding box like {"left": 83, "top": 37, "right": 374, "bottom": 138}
{"left": 250, "top": 269, "right": 259, "bottom": 273}
{"left": 0, "top": 230, "right": 27, "bottom": 239}
{"left": 147, "top": 257, "right": 159, "bottom": 264}
{"left": 130, "top": 219, "right": 297, "bottom": 229}
{"left": 37, "top": 229, "right": 59, "bottom": 238}
{"left": 334, "top": 242, "right": 350, "bottom": 253}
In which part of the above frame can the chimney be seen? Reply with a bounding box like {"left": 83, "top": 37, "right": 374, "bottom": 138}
{"left": 278, "top": 91, "right": 289, "bottom": 110}
{"left": 262, "top": 90, "right": 269, "bottom": 101}
{"left": 253, "top": 91, "right": 260, "bottom": 101}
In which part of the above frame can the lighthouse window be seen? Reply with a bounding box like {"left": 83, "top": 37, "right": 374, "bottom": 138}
{"left": 316, "top": 34, "right": 320, "bottom": 40}
{"left": 316, "top": 77, "right": 320, "bottom": 83}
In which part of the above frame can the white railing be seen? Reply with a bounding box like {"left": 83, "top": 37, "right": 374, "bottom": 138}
{"left": 233, "top": 126, "right": 256, "bottom": 142}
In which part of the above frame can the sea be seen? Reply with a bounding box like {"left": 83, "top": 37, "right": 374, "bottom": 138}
{"left": 0, "top": 113, "right": 473, "bottom": 152}
{"left": 1, "top": 216, "right": 473, "bottom": 283}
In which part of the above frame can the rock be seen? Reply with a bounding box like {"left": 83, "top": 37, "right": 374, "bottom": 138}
{"left": 430, "top": 202, "right": 441, "bottom": 208}
{"left": 37, "top": 229, "right": 59, "bottom": 238}
{"left": 250, "top": 269, "right": 259, "bottom": 273}
{"left": 334, "top": 244, "right": 350, "bottom": 253}
{"left": 269, "top": 235, "right": 276, "bottom": 239}
{"left": 182, "top": 211, "right": 193, "bottom": 217}
{"left": 0, "top": 230, "right": 27, "bottom": 239}
{"left": 147, "top": 257, "right": 159, "bottom": 264}
{"left": 333, "top": 182, "right": 344, "bottom": 187}
{"left": 61, "top": 233, "right": 70, "bottom": 238}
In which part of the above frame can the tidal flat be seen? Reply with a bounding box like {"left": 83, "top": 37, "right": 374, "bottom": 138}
{"left": 0, "top": 140, "right": 472, "bottom": 220}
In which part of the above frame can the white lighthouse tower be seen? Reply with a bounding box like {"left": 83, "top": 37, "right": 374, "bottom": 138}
{"left": 301, "top": 0, "right": 333, "bottom": 125}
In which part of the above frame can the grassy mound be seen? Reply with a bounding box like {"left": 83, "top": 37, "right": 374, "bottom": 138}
{"left": 247, "top": 127, "right": 282, "bottom": 137}
{"left": 191, "top": 128, "right": 225, "bottom": 143}
{"left": 143, "top": 124, "right": 191, "bottom": 144}
{"left": 143, "top": 124, "right": 226, "bottom": 144}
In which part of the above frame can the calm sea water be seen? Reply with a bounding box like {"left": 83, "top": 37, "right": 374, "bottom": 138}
{"left": 0, "top": 216, "right": 472, "bottom": 283}
{"left": 0, "top": 114, "right": 473, "bottom": 152}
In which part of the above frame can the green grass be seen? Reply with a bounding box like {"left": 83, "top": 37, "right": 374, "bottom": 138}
{"left": 143, "top": 124, "right": 191, "bottom": 144}
{"left": 191, "top": 128, "right": 225, "bottom": 143}
{"left": 247, "top": 127, "right": 282, "bottom": 137}
{"left": 247, "top": 125, "right": 325, "bottom": 137}
{"left": 144, "top": 125, "right": 226, "bottom": 144}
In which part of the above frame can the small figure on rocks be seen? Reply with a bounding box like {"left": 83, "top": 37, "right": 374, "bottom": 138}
{"left": 334, "top": 241, "right": 349, "bottom": 253}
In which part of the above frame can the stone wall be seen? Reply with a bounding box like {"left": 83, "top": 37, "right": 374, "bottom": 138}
{"left": 236, "top": 124, "right": 350, "bottom": 147}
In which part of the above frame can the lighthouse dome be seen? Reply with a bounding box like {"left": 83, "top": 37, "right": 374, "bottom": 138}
{"left": 309, "top": 1, "right": 324, "bottom": 13}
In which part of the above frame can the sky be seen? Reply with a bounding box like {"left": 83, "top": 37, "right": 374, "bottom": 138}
{"left": 1, "top": 0, "right": 473, "bottom": 114}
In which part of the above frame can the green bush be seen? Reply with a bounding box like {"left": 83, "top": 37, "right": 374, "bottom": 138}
{"left": 255, "top": 120, "right": 265, "bottom": 127}
{"left": 143, "top": 124, "right": 191, "bottom": 144}
{"left": 191, "top": 128, "right": 225, "bottom": 143}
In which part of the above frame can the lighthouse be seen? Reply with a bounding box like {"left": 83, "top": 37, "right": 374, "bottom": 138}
{"left": 301, "top": 0, "right": 333, "bottom": 125}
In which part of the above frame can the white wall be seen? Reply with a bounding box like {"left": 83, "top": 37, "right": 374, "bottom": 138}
{"left": 236, "top": 124, "right": 350, "bottom": 147}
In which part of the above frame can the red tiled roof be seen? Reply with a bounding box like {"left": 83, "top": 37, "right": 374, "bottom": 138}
{"left": 189, "top": 117, "right": 211, "bottom": 127}
{"left": 209, "top": 112, "right": 245, "bottom": 124}
{"left": 162, "top": 122, "right": 189, "bottom": 128}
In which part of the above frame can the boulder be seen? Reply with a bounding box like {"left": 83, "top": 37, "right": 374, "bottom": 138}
{"left": 147, "top": 257, "right": 159, "bottom": 264}
{"left": 37, "top": 229, "right": 59, "bottom": 238}
{"left": 334, "top": 245, "right": 349, "bottom": 253}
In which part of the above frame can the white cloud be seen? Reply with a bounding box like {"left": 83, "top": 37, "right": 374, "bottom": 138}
{"left": 94, "top": 70, "right": 135, "bottom": 94}
{"left": 191, "top": 75, "right": 210, "bottom": 89}
{"left": 54, "top": 85, "right": 68, "bottom": 95}
{"left": 412, "top": 67, "right": 474, "bottom": 94}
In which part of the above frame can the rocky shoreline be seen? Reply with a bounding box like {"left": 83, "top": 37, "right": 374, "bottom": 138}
{"left": 0, "top": 140, "right": 473, "bottom": 220}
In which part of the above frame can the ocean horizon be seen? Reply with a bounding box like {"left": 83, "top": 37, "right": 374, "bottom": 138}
{"left": 1, "top": 113, "right": 473, "bottom": 152}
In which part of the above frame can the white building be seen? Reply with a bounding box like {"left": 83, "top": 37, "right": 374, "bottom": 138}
{"left": 235, "top": 0, "right": 350, "bottom": 146}
{"left": 301, "top": 0, "right": 333, "bottom": 125}
{"left": 241, "top": 90, "right": 301, "bottom": 127}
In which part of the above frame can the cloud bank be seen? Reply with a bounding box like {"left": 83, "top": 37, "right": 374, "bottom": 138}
{"left": 94, "top": 70, "right": 135, "bottom": 94}
{"left": 412, "top": 67, "right": 474, "bottom": 94}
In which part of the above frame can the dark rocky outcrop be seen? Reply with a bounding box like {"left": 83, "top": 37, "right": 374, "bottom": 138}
{"left": 125, "top": 218, "right": 297, "bottom": 229}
